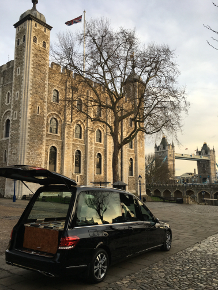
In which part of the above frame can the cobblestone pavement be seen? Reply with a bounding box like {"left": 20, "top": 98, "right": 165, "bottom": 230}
{"left": 105, "top": 234, "right": 218, "bottom": 290}
{"left": 1, "top": 199, "right": 218, "bottom": 289}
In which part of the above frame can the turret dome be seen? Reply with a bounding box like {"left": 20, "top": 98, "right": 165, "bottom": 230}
{"left": 19, "top": 1, "right": 46, "bottom": 23}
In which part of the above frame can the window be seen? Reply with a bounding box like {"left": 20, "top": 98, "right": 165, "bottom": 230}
{"left": 15, "top": 91, "right": 19, "bottom": 100}
{"left": 23, "top": 35, "right": 25, "bottom": 43}
{"left": 5, "top": 119, "right": 10, "bottom": 138}
{"left": 96, "top": 105, "right": 101, "bottom": 117}
{"left": 33, "top": 36, "right": 37, "bottom": 43}
{"left": 49, "top": 146, "right": 57, "bottom": 172}
{"left": 35, "top": 23, "right": 37, "bottom": 28}
{"left": 53, "top": 90, "right": 59, "bottom": 103}
{"left": 44, "top": 28, "right": 46, "bottom": 33}
{"left": 43, "top": 41, "right": 46, "bottom": 48}
{"left": 75, "top": 150, "right": 81, "bottom": 173}
{"left": 129, "top": 158, "right": 133, "bottom": 176}
{"left": 37, "top": 106, "right": 40, "bottom": 114}
{"left": 13, "top": 111, "right": 17, "bottom": 120}
{"left": 137, "top": 200, "right": 155, "bottom": 222}
{"left": 129, "top": 140, "right": 133, "bottom": 149}
{"left": 96, "top": 153, "right": 102, "bottom": 174}
{"left": 77, "top": 98, "right": 82, "bottom": 111}
{"left": 96, "top": 129, "right": 102, "bottom": 143}
{"left": 75, "top": 124, "right": 82, "bottom": 139}
{"left": 4, "top": 150, "right": 7, "bottom": 163}
{"left": 6, "top": 92, "right": 10, "bottom": 104}
{"left": 120, "top": 193, "right": 140, "bottom": 222}
{"left": 129, "top": 118, "right": 133, "bottom": 127}
{"left": 50, "top": 118, "right": 58, "bottom": 134}
{"left": 17, "top": 39, "right": 20, "bottom": 46}
{"left": 17, "top": 67, "right": 20, "bottom": 75}
{"left": 76, "top": 191, "right": 122, "bottom": 226}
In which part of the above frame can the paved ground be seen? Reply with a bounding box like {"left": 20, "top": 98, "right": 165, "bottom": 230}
{"left": 0, "top": 198, "right": 218, "bottom": 289}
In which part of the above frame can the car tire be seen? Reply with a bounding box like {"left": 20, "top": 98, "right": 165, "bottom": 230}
{"left": 161, "top": 230, "right": 172, "bottom": 251}
{"left": 87, "top": 248, "right": 109, "bottom": 283}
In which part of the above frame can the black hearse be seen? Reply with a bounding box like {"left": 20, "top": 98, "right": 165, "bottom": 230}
{"left": 0, "top": 165, "right": 172, "bottom": 283}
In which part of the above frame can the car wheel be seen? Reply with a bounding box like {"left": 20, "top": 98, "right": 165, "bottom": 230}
{"left": 161, "top": 230, "right": 172, "bottom": 251}
{"left": 88, "top": 248, "right": 109, "bottom": 283}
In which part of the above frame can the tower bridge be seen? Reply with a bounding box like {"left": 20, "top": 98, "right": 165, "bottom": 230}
{"left": 175, "top": 153, "right": 210, "bottom": 161}
{"left": 155, "top": 136, "right": 216, "bottom": 184}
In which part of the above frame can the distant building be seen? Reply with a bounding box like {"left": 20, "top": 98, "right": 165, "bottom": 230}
{"left": 155, "top": 136, "right": 175, "bottom": 179}
{"left": 196, "top": 142, "right": 216, "bottom": 183}
{"left": 175, "top": 170, "right": 198, "bottom": 184}
{"left": 0, "top": 2, "right": 145, "bottom": 197}
{"left": 155, "top": 137, "right": 216, "bottom": 184}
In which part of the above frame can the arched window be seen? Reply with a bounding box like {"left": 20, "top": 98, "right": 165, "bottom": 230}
{"left": 6, "top": 92, "right": 10, "bottom": 104}
{"left": 77, "top": 98, "right": 82, "bottom": 111}
{"left": 50, "top": 117, "right": 58, "bottom": 134}
{"left": 129, "top": 158, "right": 133, "bottom": 176}
{"left": 96, "top": 129, "right": 102, "bottom": 143}
{"left": 75, "top": 124, "right": 82, "bottom": 139}
{"left": 23, "top": 35, "right": 25, "bottom": 43}
{"left": 33, "top": 36, "right": 37, "bottom": 43}
{"left": 129, "top": 140, "right": 133, "bottom": 149}
{"left": 75, "top": 150, "right": 81, "bottom": 173}
{"left": 43, "top": 41, "right": 46, "bottom": 48}
{"left": 53, "top": 90, "right": 59, "bottom": 103}
{"left": 5, "top": 119, "right": 10, "bottom": 138}
{"left": 49, "top": 146, "right": 57, "bottom": 172}
{"left": 96, "top": 153, "right": 102, "bottom": 174}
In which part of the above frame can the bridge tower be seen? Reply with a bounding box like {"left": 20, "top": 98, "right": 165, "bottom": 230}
{"left": 196, "top": 143, "right": 216, "bottom": 183}
{"left": 155, "top": 136, "right": 175, "bottom": 179}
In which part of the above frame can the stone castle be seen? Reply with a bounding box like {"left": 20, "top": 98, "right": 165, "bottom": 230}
{"left": 0, "top": 1, "right": 145, "bottom": 197}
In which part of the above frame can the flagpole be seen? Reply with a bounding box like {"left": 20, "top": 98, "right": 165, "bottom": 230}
{"left": 83, "top": 10, "right": 86, "bottom": 77}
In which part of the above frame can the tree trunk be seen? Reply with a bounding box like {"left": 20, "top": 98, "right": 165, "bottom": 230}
{"left": 112, "top": 124, "right": 120, "bottom": 184}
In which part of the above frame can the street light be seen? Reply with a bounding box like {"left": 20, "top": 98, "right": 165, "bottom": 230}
{"left": 138, "top": 175, "right": 142, "bottom": 200}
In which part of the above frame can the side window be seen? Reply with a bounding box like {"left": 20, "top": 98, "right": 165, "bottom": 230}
{"left": 137, "top": 199, "right": 154, "bottom": 222}
{"left": 75, "top": 191, "right": 121, "bottom": 226}
{"left": 120, "top": 193, "right": 140, "bottom": 222}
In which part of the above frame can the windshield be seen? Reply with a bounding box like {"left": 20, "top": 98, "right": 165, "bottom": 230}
{"left": 27, "top": 191, "right": 73, "bottom": 223}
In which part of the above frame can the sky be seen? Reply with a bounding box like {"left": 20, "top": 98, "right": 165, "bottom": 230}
{"left": 1, "top": 0, "right": 218, "bottom": 176}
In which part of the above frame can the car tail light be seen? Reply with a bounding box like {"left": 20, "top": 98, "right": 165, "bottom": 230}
{"left": 58, "top": 236, "right": 80, "bottom": 250}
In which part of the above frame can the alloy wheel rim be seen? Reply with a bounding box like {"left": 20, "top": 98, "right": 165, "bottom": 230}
{"left": 94, "top": 253, "right": 108, "bottom": 280}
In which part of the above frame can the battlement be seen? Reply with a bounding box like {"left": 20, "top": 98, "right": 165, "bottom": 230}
{"left": 0, "top": 60, "right": 14, "bottom": 73}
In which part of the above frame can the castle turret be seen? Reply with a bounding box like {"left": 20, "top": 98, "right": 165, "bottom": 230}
{"left": 5, "top": 0, "right": 52, "bottom": 197}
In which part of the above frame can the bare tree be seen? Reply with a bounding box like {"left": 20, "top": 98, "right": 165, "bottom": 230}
{"left": 145, "top": 154, "right": 173, "bottom": 184}
{"left": 51, "top": 19, "right": 188, "bottom": 183}
{"left": 204, "top": 2, "right": 218, "bottom": 50}
{"left": 85, "top": 191, "right": 110, "bottom": 223}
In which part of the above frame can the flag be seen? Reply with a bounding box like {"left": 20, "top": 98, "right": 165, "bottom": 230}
{"left": 65, "top": 15, "right": 82, "bottom": 26}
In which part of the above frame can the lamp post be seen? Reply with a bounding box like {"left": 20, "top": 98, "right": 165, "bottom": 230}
{"left": 13, "top": 180, "right": 16, "bottom": 202}
{"left": 138, "top": 175, "right": 142, "bottom": 200}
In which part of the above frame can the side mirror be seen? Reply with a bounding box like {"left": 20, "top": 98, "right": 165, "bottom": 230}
{"left": 155, "top": 218, "right": 160, "bottom": 223}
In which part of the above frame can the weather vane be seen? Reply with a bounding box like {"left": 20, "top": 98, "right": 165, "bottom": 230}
{"left": 32, "top": 0, "right": 38, "bottom": 10}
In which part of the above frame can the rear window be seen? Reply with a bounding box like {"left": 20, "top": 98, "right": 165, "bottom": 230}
{"left": 76, "top": 190, "right": 122, "bottom": 226}
{"left": 27, "top": 191, "right": 73, "bottom": 221}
